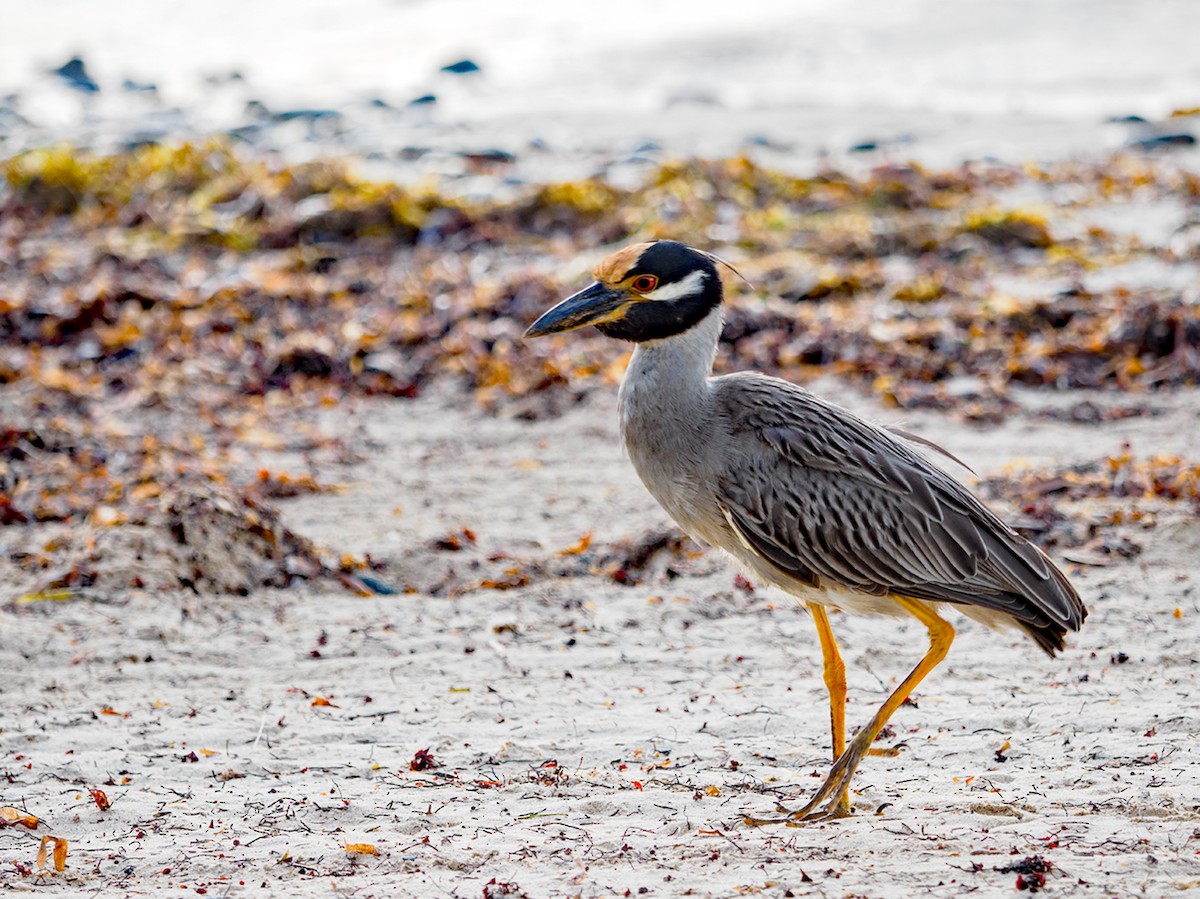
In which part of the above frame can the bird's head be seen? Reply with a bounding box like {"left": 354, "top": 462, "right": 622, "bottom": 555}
{"left": 524, "top": 240, "right": 723, "bottom": 342}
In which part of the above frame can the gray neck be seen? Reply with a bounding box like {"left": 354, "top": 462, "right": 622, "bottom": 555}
{"left": 618, "top": 306, "right": 723, "bottom": 443}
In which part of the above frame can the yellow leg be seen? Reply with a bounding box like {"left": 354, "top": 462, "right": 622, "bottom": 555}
{"left": 810, "top": 604, "right": 847, "bottom": 759}
{"left": 809, "top": 604, "right": 851, "bottom": 816}
{"left": 746, "top": 597, "right": 954, "bottom": 827}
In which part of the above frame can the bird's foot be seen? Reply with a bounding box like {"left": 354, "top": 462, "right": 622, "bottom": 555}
{"left": 784, "top": 801, "right": 854, "bottom": 825}
{"left": 742, "top": 796, "right": 853, "bottom": 827}
{"left": 744, "top": 738, "right": 867, "bottom": 827}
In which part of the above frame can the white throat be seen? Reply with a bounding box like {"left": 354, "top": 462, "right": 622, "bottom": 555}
{"left": 617, "top": 305, "right": 724, "bottom": 439}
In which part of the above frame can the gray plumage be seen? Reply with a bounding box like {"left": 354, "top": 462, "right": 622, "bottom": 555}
{"left": 526, "top": 239, "right": 1086, "bottom": 821}
{"left": 619, "top": 306, "right": 1085, "bottom": 654}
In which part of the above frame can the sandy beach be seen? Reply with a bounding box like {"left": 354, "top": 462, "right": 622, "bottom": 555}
{"left": 3, "top": 2, "right": 1200, "bottom": 896}
{"left": 3, "top": 382, "right": 1199, "bottom": 896}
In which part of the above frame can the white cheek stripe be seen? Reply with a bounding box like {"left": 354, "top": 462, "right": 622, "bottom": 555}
{"left": 644, "top": 269, "right": 707, "bottom": 302}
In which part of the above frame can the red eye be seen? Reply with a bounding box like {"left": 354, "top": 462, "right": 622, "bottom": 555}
{"left": 631, "top": 275, "right": 658, "bottom": 292}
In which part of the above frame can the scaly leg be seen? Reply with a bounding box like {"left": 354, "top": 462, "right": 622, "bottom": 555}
{"left": 745, "top": 597, "right": 954, "bottom": 826}
{"left": 809, "top": 603, "right": 850, "bottom": 816}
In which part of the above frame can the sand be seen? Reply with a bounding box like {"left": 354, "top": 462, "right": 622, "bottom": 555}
{"left": 3, "top": 3, "right": 1200, "bottom": 893}
{"left": 3, "top": 379, "right": 1198, "bottom": 896}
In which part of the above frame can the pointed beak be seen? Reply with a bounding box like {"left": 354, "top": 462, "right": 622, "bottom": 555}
{"left": 524, "top": 281, "right": 629, "bottom": 338}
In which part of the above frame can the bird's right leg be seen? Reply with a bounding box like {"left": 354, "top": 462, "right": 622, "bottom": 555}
{"left": 809, "top": 604, "right": 846, "bottom": 759}
{"left": 809, "top": 604, "right": 850, "bottom": 815}
{"left": 744, "top": 603, "right": 851, "bottom": 826}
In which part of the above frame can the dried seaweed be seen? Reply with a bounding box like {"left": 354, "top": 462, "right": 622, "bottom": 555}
{"left": 2, "top": 142, "right": 1197, "bottom": 593}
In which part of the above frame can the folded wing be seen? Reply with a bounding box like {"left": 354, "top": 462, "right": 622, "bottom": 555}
{"left": 713, "top": 373, "right": 1086, "bottom": 655}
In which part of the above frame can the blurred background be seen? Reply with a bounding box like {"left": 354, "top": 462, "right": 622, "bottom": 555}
{"left": 4, "top": 0, "right": 1200, "bottom": 176}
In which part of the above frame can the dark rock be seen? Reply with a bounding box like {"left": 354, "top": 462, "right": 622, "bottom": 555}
{"left": 120, "top": 132, "right": 166, "bottom": 151}
{"left": 227, "top": 124, "right": 266, "bottom": 142}
{"left": 53, "top": 56, "right": 99, "bottom": 93}
{"left": 744, "top": 134, "right": 793, "bottom": 151}
{"left": 460, "top": 148, "right": 515, "bottom": 165}
{"left": 849, "top": 141, "right": 879, "bottom": 152}
{"left": 1108, "top": 114, "right": 1148, "bottom": 124}
{"left": 272, "top": 108, "right": 341, "bottom": 123}
{"left": 440, "top": 59, "right": 481, "bottom": 75}
{"left": 121, "top": 79, "right": 157, "bottom": 93}
{"left": 408, "top": 94, "right": 437, "bottom": 105}
{"left": 368, "top": 97, "right": 392, "bottom": 108}
{"left": 1129, "top": 132, "right": 1196, "bottom": 149}
{"left": 356, "top": 575, "right": 397, "bottom": 595}
{"left": 203, "top": 70, "right": 245, "bottom": 85}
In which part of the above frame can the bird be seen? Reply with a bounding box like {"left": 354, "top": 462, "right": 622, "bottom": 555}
{"left": 524, "top": 240, "right": 1086, "bottom": 824}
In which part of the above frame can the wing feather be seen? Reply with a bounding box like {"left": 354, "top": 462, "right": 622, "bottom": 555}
{"left": 712, "top": 373, "right": 1085, "bottom": 653}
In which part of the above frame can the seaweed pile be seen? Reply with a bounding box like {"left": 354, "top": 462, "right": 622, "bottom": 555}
{"left": 2, "top": 142, "right": 1198, "bottom": 595}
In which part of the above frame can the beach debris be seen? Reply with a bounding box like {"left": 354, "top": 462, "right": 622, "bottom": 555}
{"left": 35, "top": 835, "right": 69, "bottom": 872}
{"left": 977, "top": 448, "right": 1199, "bottom": 553}
{"left": 997, "top": 855, "right": 1054, "bottom": 893}
{"left": 1, "top": 142, "right": 1197, "bottom": 594}
{"left": 432, "top": 528, "right": 477, "bottom": 551}
{"left": 482, "top": 878, "right": 529, "bottom": 898}
{"left": 87, "top": 787, "right": 111, "bottom": 811}
{"left": 253, "top": 469, "right": 331, "bottom": 499}
{"left": 558, "top": 532, "right": 592, "bottom": 555}
{"left": 0, "top": 807, "right": 39, "bottom": 829}
{"left": 410, "top": 748, "right": 440, "bottom": 771}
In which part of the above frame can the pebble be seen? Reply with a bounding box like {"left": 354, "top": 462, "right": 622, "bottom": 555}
{"left": 53, "top": 56, "right": 99, "bottom": 93}
{"left": 440, "top": 59, "right": 480, "bottom": 75}
{"left": 120, "top": 132, "right": 168, "bottom": 151}
{"left": 271, "top": 109, "right": 341, "bottom": 123}
{"left": 1129, "top": 133, "right": 1196, "bottom": 150}
{"left": 460, "top": 148, "right": 515, "bottom": 165}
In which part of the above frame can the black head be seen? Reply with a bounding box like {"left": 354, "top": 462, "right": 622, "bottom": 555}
{"left": 524, "top": 240, "right": 723, "bottom": 343}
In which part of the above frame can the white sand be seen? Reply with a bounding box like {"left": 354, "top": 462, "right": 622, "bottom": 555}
{"left": 3, "top": 5, "right": 1200, "bottom": 892}
{"left": 3, "top": 381, "right": 1198, "bottom": 896}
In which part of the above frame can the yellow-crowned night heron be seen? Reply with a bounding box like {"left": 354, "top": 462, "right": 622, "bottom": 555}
{"left": 524, "top": 240, "right": 1085, "bottom": 823}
